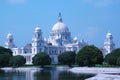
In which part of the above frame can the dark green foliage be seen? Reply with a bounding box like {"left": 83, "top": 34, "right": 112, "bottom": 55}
{"left": 0, "top": 46, "right": 13, "bottom": 67}
{"left": 117, "top": 57, "right": 120, "bottom": 66}
{"left": 32, "top": 52, "right": 51, "bottom": 67}
{"left": 105, "top": 48, "right": 120, "bottom": 65}
{"left": 76, "top": 45, "right": 104, "bottom": 66}
{"left": 58, "top": 51, "right": 76, "bottom": 66}
{"left": 10, "top": 55, "right": 26, "bottom": 67}
{"left": 0, "top": 46, "right": 13, "bottom": 56}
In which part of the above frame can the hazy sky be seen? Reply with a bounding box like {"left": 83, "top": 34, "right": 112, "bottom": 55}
{"left": 0, "top": 0, "right": 120, "bottom": 48}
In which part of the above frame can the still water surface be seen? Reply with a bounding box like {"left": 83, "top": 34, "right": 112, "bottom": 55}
{"left": 0, "top": 67, "right": 94, "bottom": 80}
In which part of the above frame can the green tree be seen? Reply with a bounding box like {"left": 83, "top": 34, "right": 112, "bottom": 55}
{"left": 32, "top": 52, "right": 51, "bottom": 67}
{"left": 10, "top": 55, "right": 26, "bottom": 67}
{"left": 117, "top": 57, "right": 120, "bottom": 66}
{"left": 58, "top": 51, "right": 76, "bottom": 66}
{"left": 0, "top": 46, "right": 13, "bottom": 56}
{"left": 76, "top": 45, "right": 104, "bottom": 66}
{"left": 105, "top": 48, "right": 120, "bottom": 65}
{"left": 0, "top": 46, "right": 13, "bottom": 67}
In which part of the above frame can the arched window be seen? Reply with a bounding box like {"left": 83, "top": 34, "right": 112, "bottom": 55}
{"left": 52, "top": 50, "right": 54, "bottom": 54}
{"left": 34, "top": 48, "right": 35, "bottom": 53}
{"left": 60, "top": 50, "right": 61, "bottom": 54}
{"left": 65, "top": 36, "right": 67, "bottom": 39}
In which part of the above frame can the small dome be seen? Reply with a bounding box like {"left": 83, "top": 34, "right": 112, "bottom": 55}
{"left": 73, "top": 37, "right": 78, "bottom": 41}
{"left": 7, "top": 33, "right": 13, "bottom": 38}
{"left": 107, "top": 32, "right": 112, "bottom": 36}
{"left": 73, "top": 37, "right": 78, "bottom": 43}
{"left": 35, "top": 26, "right": 41, "bottom": 32}
{"left": 106, "top": 32, "right": 112, "bottom": 39}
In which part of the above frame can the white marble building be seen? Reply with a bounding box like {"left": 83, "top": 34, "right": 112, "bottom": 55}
{"left": 5, "top": 13, "right": 88, "bottom": 64}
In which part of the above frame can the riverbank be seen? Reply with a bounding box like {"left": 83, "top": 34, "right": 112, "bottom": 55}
{"left": 0, "top": 67, "right": 42, "bottom": 72}
{"left": 1, "top": 66, "right": 120, "bottom": 74}
{"left": 69, "top": 67, "right": 120, "bottom": 74}
{"left": 0, "top": 66, "right": 70, "bottom": 72}
{"left": 86, "top": 74, "right": 120, "bottom": 80}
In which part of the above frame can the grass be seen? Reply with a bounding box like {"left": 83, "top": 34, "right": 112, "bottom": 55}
{"left": 19, "top": 64, "right": 120, "bottom": 68}
{"left": 19, "top": 64, "right": 78, "bottom": 68}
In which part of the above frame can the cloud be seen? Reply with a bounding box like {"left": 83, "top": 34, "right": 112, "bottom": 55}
{"left": 7, "top": 0, "right": 26, "bottom": 4}
{"left": 82, "top": 0, "right": 118, "bottom": 7}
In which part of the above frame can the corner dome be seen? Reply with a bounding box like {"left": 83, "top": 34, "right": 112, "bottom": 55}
{"left": 73, "top": 37, "right": 78, "bottom": 41}
{"left": 106, "top": 32, "right": 113, "bottom": 39}
{"left": 107, "top": 32, "right": 112, "bottom": 36}
{"left": 52, "top": 13, "right": 69, "bottom": 32}
{"left": 7, "top": 33, "right": 13, "bottom": 38}
{"left": 35, "top": 26, "right": 41, "bottom": 32}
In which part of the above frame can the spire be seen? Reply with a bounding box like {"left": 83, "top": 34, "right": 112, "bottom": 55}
{"left": 58, "top": 12, "right": 62, "bottom": 22}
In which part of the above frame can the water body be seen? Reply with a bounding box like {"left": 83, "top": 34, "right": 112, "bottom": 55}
{"left": 0, "top": 67, "right": 94, "bottom": 80}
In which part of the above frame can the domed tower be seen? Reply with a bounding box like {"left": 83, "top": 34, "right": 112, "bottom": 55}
{"left": 48, "top": 13, "right": 72, "bottom": 46}
{"left": 104, "top": 32, "right": 115, "bottom": 55}
{"left": 73, "top": 37, "right": 79, "bottom": 43}
{"left": 32, "top": 26, "right": 44, "bottom": 54}
{"left": 5, "top": 33, "right": 16, "bottom": 49}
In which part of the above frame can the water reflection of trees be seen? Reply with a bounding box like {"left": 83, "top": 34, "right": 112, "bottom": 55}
{"left": 34, "top": 70, "right": 51, "bottom": 80}
{"left": 0, "top": 68, "right": 94, "bottom": 80}
{"left": 59, "top": 71, "right": 94, "bottom": 80}
{"left": 34, "top": 68, "right": 94, "bottom": 80}
{"left": 0, "top": 70, "right": 26, "bottom": 80}
{"left": 0, "top": 70, "right": 5, "bottom": 76}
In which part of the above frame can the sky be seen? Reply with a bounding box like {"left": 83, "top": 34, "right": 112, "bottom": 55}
{"left": 0, "top": 0, "right": 120, "bottom": 48}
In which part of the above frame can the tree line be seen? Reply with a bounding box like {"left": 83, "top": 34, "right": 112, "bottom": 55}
{"left": 0, "top": 46, "right": 26, "bottom": 67}
{"left": 0, "top": 45, "right": 120, "bottom": 67}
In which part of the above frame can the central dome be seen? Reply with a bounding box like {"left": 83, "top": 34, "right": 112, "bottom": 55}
{"left": 52, "top": 13, "right": 69, "bottom": 32}
{"left": 52, "top": 21, "right": 69, "bottom": 32}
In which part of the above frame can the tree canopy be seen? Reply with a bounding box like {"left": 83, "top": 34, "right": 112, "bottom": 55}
{"left": 0, "top": 46, "right": 13, "bottom": 67}
{"left": 10, "top": 55, "right": 26, "bottom": 67}
{"left": 76, "top": 45, "right": 104, "bottom": 66}
{"left": 0, "top": 46, "right": 13, "bottom": 56}
{"left": 58, "top": 51, "right": 76, "bottom": 66}
{"left": 105, "top": 48, "right": 120, "bottom": 65}
{"left": 32, "top": 52, "right": 51, "bottom": 67}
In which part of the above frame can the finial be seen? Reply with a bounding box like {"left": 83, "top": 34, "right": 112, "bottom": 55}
{"left": 58, "top": 12, "right": 62, "bottom": 22}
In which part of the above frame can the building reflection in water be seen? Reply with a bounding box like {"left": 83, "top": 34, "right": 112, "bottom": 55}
{"left": 0, "top": 67, "right": 93, "bottom": 80}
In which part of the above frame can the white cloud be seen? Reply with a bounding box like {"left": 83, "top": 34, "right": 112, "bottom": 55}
{"left": 82, "top": 0, "right": 117, "bottom": 7}
{"left": 7, "top": 0, "right": 26, "bottom": 4}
